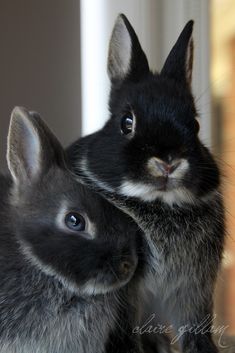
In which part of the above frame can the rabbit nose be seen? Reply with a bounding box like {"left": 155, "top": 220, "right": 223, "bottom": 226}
{"left": 148, "top": 157, "right": 181, "bottom": 177}
{"left": 119, "top": 260, "right": 134, "bottom": 278}
{"left": 120, "top": 261, "right": 132, "bottom": 274}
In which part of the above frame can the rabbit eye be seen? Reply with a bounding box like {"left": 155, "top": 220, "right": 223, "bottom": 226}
{"left": 121, "top": 113, "right": 134, "bottom": 135}
{"left": 65, "top": 212, "right": 86, "bottom": 232}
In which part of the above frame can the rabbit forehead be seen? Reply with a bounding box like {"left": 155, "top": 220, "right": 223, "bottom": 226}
{"left": 110, "top": 74, "right": 196, "bottom": 122}
{"left": 10, "top": 166, "right": 91, "bottom": 227}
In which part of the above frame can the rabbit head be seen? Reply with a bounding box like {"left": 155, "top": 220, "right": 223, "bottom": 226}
{"left": 77, "top": 14, "right": 220, "bottom": 206}
{"left": 7, "top": 107, "right": 141, "bottom": 296}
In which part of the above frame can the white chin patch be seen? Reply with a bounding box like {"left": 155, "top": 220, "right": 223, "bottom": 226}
{"left": 119, "top": 180, "right": 195, "bottom": 206}
{"left": 82, "top": 276, "right": 131, "bottom": 296}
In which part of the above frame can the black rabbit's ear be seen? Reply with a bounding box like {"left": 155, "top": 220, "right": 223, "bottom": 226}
{"left": 7, "top": 107, "right": 65, "bottom": 185}
{"left": 161, "top": 20, "right": 194, "bottom": 87}
{"left": 108, "top": 14, "right": 149, "bottom": 82}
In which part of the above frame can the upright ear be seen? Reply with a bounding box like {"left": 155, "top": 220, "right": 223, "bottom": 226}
{"left": 161, "top": 20, "right": 194, "bottom": 87}
{"left": 7, "top": 107, "right": 65, "bottom": 185}
{"left": 108, "top": 14, "right": 149, "bottom": 82}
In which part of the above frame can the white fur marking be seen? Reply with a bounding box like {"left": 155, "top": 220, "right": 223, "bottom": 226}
{"left": 119, "top": 180, "right": 194, "bottom": 206}
{"left": 79, "top": 157, "right": 115, "bottom": 193}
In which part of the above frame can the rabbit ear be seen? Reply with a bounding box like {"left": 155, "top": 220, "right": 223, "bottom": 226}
{"left": 161, "top": 20, "right": 194, "bottom": 87}
{"left": 7, "top": 107, "right": 64, "bottom": 185}
{"left": 108, "top": 14, "right": 149, "bottom": 82}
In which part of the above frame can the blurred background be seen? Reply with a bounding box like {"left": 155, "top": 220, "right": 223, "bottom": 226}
{"left": 212, "top": 0, "right": 235, "bottom": 338}
{"left": 0, "top": 0, "right": 234, "bottom": 339}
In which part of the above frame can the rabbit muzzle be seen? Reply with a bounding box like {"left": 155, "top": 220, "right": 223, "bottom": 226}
{"left": 146, "top": 157, "right": 189, "bottom": 191}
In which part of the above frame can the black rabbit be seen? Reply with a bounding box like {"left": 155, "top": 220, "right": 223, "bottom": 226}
{"left": 0, "top": 106, "right": 147, "bottom": 353}
{"left": 68, "top": 15, "right": 225, "bottom": 353}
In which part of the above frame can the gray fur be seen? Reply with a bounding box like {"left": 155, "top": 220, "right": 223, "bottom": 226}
{"left": 0, "top": 262, "right": 115, "bottom": 353}
{"left": 0, "top": 107, "right": 145, "bottom": 353}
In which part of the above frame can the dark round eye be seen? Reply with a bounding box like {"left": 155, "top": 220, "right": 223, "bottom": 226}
{"left": 65, "top": 212, "right": 86, "bottom": 232}
{"left": 121, "top": 113, "right": 134, "bottom": 135}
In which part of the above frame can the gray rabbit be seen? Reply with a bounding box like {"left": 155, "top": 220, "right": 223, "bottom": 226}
{"left": 68, "top": 15, "right": 225, "bottom": 353}
{"left": 0, "top": 107, "right": 147, "bottom": 353}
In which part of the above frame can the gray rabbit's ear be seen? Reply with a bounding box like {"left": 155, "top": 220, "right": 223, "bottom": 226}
{"left": 7, "top": 106, "right": 64, "bottom": 185}
{"left": 108, "top": 14, "right": 149, "bottom": 82}
{"left": 161, "top": 20, "right": 194, "bottom": 87}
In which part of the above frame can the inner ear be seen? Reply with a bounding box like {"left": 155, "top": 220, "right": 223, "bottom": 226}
{"left": 185, "top": 36, "right": 194, "bottom": 85}
{"left": 108, "top": 14, "right": 149, "bottom": 82}
{"left": 7, "top": 107, "right": 65, "bottom": 185}
{"left": 7, "top": 108, "right": 42, "bottom": 183}
{"left": 108, "top": 16, "right": 132, "bottom": 81}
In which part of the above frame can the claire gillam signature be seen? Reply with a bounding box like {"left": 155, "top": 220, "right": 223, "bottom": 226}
{"left": 133, "top": 314, "right": 230, "bottom": 349}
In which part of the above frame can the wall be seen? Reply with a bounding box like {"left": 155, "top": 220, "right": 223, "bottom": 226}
{"left": 0, "top": 0, "right": 81, "bottom": 170}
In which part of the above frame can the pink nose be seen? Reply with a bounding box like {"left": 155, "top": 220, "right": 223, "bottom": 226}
{"left": 154, "top": 159, "right": 180, "bottom": 176}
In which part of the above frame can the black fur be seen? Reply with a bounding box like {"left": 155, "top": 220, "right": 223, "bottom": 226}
{"left": 68, "top": 14, "right": 225, "bottom": 353}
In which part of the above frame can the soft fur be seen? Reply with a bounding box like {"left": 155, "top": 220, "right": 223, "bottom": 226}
{"left": 68, "top": 14, "right": 225, "bottom": 353}
{"left": 0, "top": 107, "right": 146, "bottom": 353}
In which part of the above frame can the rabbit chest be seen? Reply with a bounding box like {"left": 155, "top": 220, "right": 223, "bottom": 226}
{"left": 134, "top": 194, "right": 224, "bottom": 297}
